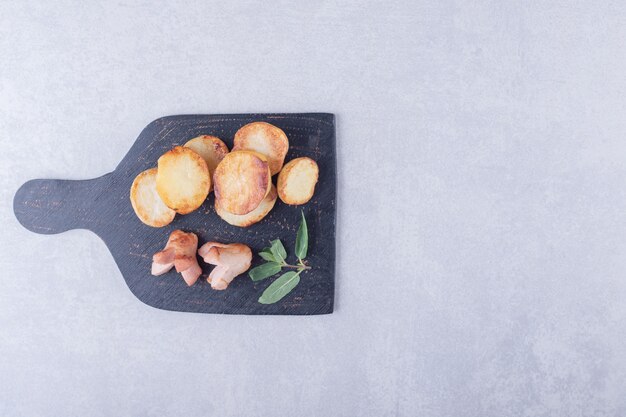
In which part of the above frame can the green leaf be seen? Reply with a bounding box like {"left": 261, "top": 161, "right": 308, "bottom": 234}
{"left": 259, "top": 251, "right": 276, "bottom": 262}
{"left": 270, "top": 239, "right": 287, "bottom": 263}
{"left": 248, "top": 262, "right": 282, "bottom": 281}
{"left": 258, "top": 271, "right": 301, "bottom": 304}
{"left": 295, "top": 211, "right": 308, "bottom": 260}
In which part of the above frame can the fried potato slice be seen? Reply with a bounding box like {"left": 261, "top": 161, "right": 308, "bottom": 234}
{"left": 184, "top": 135, "right": 229, "bottom": 191}
{"left": 277, "top": 157, "right": 319, "bottom": 205}
{"left": 213, "top": 150, "right": 271, "bottom": 215}
{"left": 130, "top": 168, "right": 176, "bottom": 227}
{"left": 233, "top": 122, "right": 289, "bottom": 175}
{"left": 156, "top": 146, "right": 210, "bottom": 214}
{"left": 216, "top": 184, "right": 277, "bottom": 227}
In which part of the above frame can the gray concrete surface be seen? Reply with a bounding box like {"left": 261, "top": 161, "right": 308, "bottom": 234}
{"left": 2, "top": 1, "right": 626, "bottom": 416}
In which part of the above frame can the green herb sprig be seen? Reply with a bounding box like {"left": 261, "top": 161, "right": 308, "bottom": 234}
{"left": 249, "top": 211, "right": 310, "bottom": 304}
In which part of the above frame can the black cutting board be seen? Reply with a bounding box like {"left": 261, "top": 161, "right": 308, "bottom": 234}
{"left": 13, "top": 113, "right": 336, "bottom": 315}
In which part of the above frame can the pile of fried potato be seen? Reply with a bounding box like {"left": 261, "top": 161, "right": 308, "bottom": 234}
{"left": 130, "top": 122, "right": 319, "bottom": 228}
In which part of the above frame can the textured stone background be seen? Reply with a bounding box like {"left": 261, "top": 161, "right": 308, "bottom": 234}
{"left": 1, "top": 1, "right": 626, "bottom": 416}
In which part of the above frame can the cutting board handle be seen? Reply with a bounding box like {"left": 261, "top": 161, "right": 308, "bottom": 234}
{"left": 13, "top": 173, "right": 114, "bottom": 235}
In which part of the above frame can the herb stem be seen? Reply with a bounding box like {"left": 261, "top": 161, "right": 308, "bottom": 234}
{"left": 282, "top": 263, "right": 311, "bottom": 270}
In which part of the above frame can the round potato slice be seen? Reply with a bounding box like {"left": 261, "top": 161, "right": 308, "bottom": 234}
{"left": 130, "top": 168, "right": 176, "bottom": 227}
{"left": 277, "top": 157, "right": 319, "bottom": 205}
{"left": 213, "top": 150, "right": 271, "bottom": 215}
{"left": 233, "top": 122, "right": 289, "bottom": 175}
{"left": 216, "top": 185, "right": 277, "bottom": 227}
{"left": 156, "top": 146, "right": 210, "bottom": 214}
{"left": 184, "top": 135, "right": 229, "bottom": 191}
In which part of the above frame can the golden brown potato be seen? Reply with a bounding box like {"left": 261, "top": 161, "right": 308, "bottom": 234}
{"left": 213, "top": 150, "right": 271, "bottom": 215}
{"left": 277, "top": 157, "right": 319, "bottom": 205}
{"left": 156, "top": 146, "right": 210, "bottom": 214}
{"left": 233, "top": 122, "right": 289, "bottom": 175}
{"left": 130, "top": 168, "right": 176, "bottom": 227}
{"left": 184, "top": 135, "right": 229, "bottom": 191}
{"left": 215, "top": 185, "right": 277, "bottom": 227}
